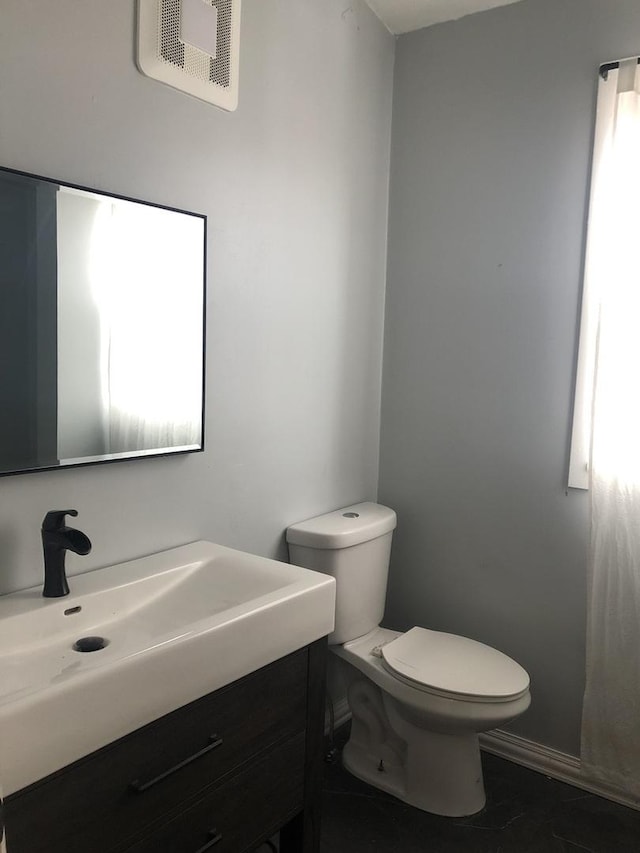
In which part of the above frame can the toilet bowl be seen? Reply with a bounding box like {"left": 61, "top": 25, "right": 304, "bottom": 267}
{"left": 286, "top": 502, "right": 531, "bottom": 817}
{"left": 333, "top": 625, "right": 530, "bottom": 815}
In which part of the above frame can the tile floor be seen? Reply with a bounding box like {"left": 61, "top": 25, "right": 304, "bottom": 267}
{"left": 318, "top": 726, "right": 640, "bottom": 852}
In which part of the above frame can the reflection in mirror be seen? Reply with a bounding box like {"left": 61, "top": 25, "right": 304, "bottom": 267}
{"left": 0, "top": 167, "right": 206, "bottom": 476}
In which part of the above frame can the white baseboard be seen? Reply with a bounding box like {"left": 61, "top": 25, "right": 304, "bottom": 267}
{"left": 480, "top": 729, "right": 640, "bottom": 813}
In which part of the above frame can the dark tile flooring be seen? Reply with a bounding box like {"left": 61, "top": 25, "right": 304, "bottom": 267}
{"left": 319, "top": 726, "right": 640, "bottom": 853}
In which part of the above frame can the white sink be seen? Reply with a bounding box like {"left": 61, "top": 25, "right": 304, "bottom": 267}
{"left": 0, "top": 541, "right": 335, "bottom": 794}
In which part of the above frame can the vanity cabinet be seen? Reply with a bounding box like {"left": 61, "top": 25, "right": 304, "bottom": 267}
{"left": 3, "top": 639, "right": 327, "bottom": 853}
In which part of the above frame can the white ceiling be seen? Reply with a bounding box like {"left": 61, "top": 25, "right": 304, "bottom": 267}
{"left": 364, "top": 0, "right": 525, "bottom": 35}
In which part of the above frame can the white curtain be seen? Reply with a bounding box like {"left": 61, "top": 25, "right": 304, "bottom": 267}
{"left": 580, "top": 60, "right": 640, "bottom": 800}
{"left": 90, "top": 198, "right": 204, "bottom": 455}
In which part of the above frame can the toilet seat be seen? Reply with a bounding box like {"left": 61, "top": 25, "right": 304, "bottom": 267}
{"left": 380, "top": 627, "right": 530, "bottom": 703}
{"left": 336, "top": 626, "right": 531, "bottom": 735}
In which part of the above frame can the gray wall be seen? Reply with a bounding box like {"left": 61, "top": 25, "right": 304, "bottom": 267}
{"left": 380, "top": 0, "right": 640, "bottom": 757}
{"left": 5, "top": 0, "right": 638, "bottom": 764}
{"left": 0, "top": 0, "right": 394, "bottom": 593}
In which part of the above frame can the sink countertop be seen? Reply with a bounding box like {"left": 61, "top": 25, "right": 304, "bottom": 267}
{"left": 0, "top": 541, "right": 335, "bottom": 794}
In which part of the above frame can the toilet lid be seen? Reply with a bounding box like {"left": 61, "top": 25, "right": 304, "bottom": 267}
{"left": 381, "top": 627, "right": 530, "bottom": 700}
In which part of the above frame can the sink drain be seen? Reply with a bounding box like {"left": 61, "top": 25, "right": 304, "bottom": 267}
{"left": 73, "top": 636, "right": 109, "bottom": 653}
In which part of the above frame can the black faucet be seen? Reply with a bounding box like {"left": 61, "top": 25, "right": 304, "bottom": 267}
{"left": 42, "top": 509, "right": 92, "bottom": 598}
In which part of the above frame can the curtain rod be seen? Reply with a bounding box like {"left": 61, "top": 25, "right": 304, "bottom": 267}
{"left": 600, "top": 57, "right": 640, "bottom": 80}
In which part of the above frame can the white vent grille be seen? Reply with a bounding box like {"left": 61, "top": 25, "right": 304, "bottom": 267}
{"left": 137, "top": 0, "right": 240, "bottom": 111}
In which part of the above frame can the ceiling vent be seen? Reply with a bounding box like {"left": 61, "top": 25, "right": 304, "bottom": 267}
{"left": 137, "top": 0, "right": 241, "bottom": 111}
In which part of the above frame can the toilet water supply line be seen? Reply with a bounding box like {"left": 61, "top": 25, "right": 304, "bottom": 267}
{"left": 325, "top": 692, "right": 339, "bottom": 763}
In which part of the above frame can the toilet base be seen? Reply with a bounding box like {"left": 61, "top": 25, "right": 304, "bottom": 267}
{"left": 343, "top": 678, "right": 486, "bottom": 817}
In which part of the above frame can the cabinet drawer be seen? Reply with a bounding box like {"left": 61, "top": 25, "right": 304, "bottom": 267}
{"left": 124, "top": 733, "right": 305, "bottom": 853}
{"left": 5, "top": 650, "right": 307, "bottom": 853}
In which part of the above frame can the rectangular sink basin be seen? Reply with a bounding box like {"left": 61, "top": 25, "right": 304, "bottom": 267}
{"left": 0, "top": 541, "right": 335, "bottom": 794}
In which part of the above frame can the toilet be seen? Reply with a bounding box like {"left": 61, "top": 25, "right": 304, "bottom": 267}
{"left": 286, "top": 501, "right": 530, "bottom": 817}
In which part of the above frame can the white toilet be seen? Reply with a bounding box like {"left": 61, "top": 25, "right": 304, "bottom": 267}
{"left": 286, "top": 501, "right": 530, "bottom": 817}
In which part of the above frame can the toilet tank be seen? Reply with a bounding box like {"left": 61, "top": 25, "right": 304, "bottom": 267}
{"left": 286, "top": 502, "right": 397, "bottom": 645}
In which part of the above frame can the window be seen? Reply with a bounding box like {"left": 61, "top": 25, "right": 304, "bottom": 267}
{"left": 569, "top": 57, "right": 640, "bottom": 489}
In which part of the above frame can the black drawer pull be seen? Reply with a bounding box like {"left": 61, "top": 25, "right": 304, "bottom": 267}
{"left": 195, "top": 829, "right": 223, "bottom": 852}
{"left": 130, "top": 735, "right": 223, "bottom": 793}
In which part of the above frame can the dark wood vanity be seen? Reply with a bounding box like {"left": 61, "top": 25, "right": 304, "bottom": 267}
{"left": 3, "top": 639, "right": 327, "bottom": 853}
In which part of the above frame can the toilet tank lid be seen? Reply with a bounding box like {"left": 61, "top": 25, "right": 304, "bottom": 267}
{"left": 286, "top": 502, "right": 397, "bottom": 549}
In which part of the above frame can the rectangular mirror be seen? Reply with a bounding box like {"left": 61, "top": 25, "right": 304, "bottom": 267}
{"left": 0, "top": 166, "right": 206, "bottom": 476}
